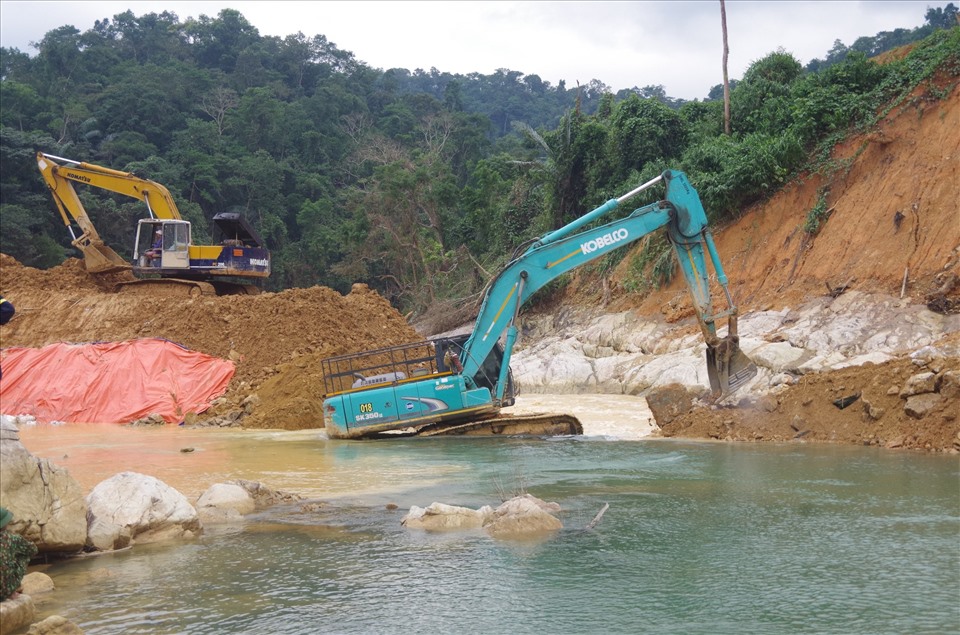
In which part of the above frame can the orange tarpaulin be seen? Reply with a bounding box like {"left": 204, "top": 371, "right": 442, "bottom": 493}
{"left": 0, "top": 339, "right": 234, "bottom": 424}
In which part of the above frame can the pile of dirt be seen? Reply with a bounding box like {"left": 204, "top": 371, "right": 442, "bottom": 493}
{"left": 0, "top": 253, "right": 423, "bottom": 428}
{"left": 647, "top": 350, "right": 960, "bottom": 451}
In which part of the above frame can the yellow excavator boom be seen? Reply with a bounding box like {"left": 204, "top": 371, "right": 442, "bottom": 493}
{"left": 36, "top": 152, "right": 185, "bottom": 273}
{"left": 36, "top": 154, "right": 128, "bottom": 272}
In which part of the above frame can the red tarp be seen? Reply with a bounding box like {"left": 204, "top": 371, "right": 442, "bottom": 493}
{"left": 0, "top": 339, "right": 234, "bottom": 424}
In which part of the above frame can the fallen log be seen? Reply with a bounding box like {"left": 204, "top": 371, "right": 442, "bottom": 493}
{"left": 584, "top": 503, "right": 610, "bottom": 531}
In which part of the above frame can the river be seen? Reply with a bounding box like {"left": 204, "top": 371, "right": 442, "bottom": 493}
{"left": 18, "top": 395, "right": 960, "bottom": 635}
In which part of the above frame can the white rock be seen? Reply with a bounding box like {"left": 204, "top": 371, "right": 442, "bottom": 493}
{"left": 510, "top": 291, "right": 958, "bottom": 401}
{"left": 483, "top": 495, "right": 563, "bottom": 538}
{"left": 400, "top": 502, "right": 491, "bottom": 531}
{"left": 86, "top": 472, "right": 201, "bottom": 551}
{"left": 196, "top": 483, "right": 256, "bottom": 523}
{"left": 0, "top": 419, "right": 87, "bottom": 553}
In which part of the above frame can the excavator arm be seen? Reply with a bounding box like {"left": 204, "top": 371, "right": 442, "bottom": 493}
{"left": 460, "top": 169, "right": 757, "bottom": 398}
{"left": 36, "top": 152, "right": 183, "bottom": 273}
{"left": 37, "top": 152, "right": 183, "bottom": 219}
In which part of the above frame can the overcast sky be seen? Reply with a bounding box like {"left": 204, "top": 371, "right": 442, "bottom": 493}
{"left": 0, "top": 1, "right": 948, "bottom": 100}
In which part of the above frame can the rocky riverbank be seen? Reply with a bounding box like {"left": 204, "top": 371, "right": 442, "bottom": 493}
{"left": 510, "top": 289, "right": 960, "bottom": 452}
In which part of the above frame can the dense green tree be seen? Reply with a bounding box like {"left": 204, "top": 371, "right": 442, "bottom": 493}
{"left": 608, "top": 94, "right": 686, "bottom": 182}
{"left": 926, "top": 3, "right": 959, "bottom": 29}
{"left": 100, "top": 10, "right": 190, "bottom": 64}
{"left": 0, "top": 5, "right": 954, "bottom": 313}
{"left": 731, "top": 50, "right": 804, "bottom": 134}
{"left": 184, "top": 9, "right": 261, "bottom": 72}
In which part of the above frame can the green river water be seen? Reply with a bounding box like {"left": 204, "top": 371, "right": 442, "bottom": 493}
{"left": 18, "top": 400, "right": 960, "bottom": 635}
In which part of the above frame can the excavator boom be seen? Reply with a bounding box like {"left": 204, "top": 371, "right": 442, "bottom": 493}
{"left": 36, "top": 153, "right": 134, "bottom": 273}
{"left": 458, "top": 170, "right": 755, "bottom": 398}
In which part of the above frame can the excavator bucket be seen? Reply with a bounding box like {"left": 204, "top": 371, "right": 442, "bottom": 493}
{"left": 80, "top": 243, "right": 131, "bottom": 274}
{"left": 706, "top": 334, "right": 758, "bottom": 397}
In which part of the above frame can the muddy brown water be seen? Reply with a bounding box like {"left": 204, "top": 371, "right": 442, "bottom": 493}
{"left": 18, "top": 394, "right": 658, "bottom": 501}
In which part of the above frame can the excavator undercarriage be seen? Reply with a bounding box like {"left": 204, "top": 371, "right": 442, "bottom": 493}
{"left": 114, "top": 278, "right": 260, "bottom": 297}
{"left": 368, "top": 413, "right": 583, "bottom": 439}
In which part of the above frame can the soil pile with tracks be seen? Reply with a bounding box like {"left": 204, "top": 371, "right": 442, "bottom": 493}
{"left": 0, "top": 253, "right": 422, "bottom": 429}
{"left": 646, "top": 349, "right": 960, "bottom": 452}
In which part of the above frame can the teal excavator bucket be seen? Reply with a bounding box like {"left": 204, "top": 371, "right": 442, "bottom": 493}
{"left": 705, "top": 330, "right": 758, "bottom": 396}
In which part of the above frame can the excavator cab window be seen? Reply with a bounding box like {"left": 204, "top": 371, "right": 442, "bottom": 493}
{"left": 163, "top": 222, "right": 190, "bottom": 252}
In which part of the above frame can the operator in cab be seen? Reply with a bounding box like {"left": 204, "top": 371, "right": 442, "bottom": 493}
{"left": 146, "top": 228, "right": 163, "bottom": 266}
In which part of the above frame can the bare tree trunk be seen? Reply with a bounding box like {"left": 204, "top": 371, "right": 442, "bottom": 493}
{"left": 720, "top": 0, "right": 731, "bottom": 136}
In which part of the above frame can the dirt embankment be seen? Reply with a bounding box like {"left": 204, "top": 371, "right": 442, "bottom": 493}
{"left": 647, "top": 352, "right": 960, "bottom": 451}
{"left": 532, "top": 76, "right": 960, "bottom": 452}
{"left": 560, "top": 80, "right": 960, "bottom": 321}
{"left": 643, "top": 80, "right": 960, "bottom": 453}
{"left": 0, "top": 254, "right": 423, "bottom": 429}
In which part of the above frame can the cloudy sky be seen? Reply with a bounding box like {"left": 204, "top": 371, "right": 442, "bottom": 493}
{"left": 0, "top": 1, "right": 948, "bottom": 100}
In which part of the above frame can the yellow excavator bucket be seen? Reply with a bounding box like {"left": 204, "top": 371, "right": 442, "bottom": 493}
{"left": 78, "top": 241, "right": 131, "bottom": 274}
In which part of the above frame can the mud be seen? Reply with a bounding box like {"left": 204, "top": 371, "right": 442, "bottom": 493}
{"left": 646, "top": 350, "right": 960, "bottom": 452}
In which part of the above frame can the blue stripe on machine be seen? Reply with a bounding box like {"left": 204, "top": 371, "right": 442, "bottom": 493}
{"left": 401, "top": 397, "right": 449, "bottom": 413}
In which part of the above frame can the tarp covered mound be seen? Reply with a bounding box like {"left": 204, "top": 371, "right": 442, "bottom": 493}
{"left": 0, "top": 338, "right": 234, "bottom": 424}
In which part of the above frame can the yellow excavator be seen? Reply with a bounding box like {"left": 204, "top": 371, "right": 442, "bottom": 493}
{"left": 36, "top": 152, "right": 271, "bottom": 296}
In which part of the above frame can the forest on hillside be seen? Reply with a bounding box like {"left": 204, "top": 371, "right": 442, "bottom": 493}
{"left": 0, "top": 4, "right": 957, "bottom": 315}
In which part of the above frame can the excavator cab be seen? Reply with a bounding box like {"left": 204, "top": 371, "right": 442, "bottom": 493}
{"left": 133, "top": 220, "right": 191, "bottom": 270}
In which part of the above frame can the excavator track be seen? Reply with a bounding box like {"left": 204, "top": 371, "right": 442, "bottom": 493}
{"left": 116, "top": 279, "right": 218, "bottom": 297}
{"left": 414, "top": 413, "right": 583, "bottom": 438}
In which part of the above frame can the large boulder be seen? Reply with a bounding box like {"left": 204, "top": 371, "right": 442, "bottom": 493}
{"left": 25, "top": 615, "right": 85, "bottom": 634}
{"left": 0, "top": 418, "right": 87, "bottom": 554}
{"left": 20, "top": 572, "right": 55, "bottom": 596}
{"left": 400, "top": 494, "right": 564, "bottom": 538}
{"left": 85, "top": 472, "right": 201, "bottom": 551}
{"left": 196, "top": 480, "right": 302, "bottom": 524}
{"left": 0, "top": 593, "right": 35, "bottom": 634}
{"left": 645, "top": 383, "right": 699, "bottom": 426}
{"left": 400, "top": 494, "right": 563, "bottom": 539}
{"left": 230, "top": 479, "right": 302, "bottom": 508}
{"left": 483, "top": 494, "right": 563, "bottom": 539}
{"left": 401, "top": 502, "right": 493, "bottom": 531}
{"left": 196, "top": 483, "right": 255, "bottom": 523}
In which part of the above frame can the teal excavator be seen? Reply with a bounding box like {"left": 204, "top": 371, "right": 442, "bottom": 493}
{"left": 321, "top": 170, "right": 757, "bottom": 439}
